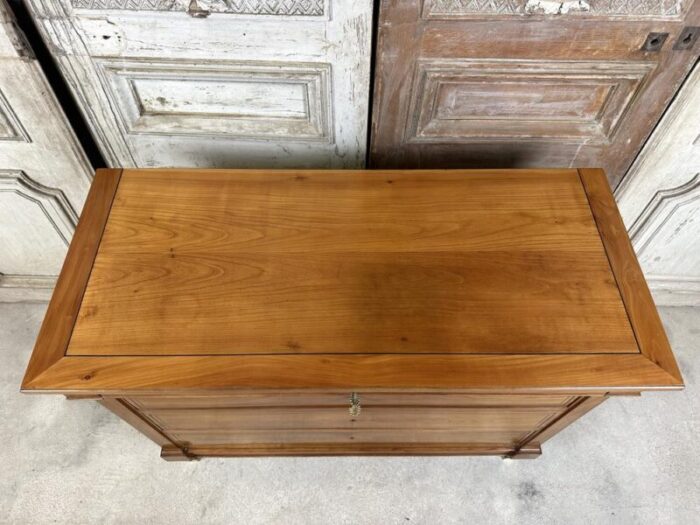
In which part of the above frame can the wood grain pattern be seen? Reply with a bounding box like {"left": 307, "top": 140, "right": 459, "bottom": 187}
{"left": 578, "top": 168, "right": 683, "bottom": 382}
{"left": 22, "top": 167, "right": 682, "bottom": 459}
{"left": 100, "top": 397, "right": 178, "bottom": 448}
{"left": 119, "top": 391, "right": 576, "bottom": 459}
{"left": 147, "top": 406, "right": 562, "bottom": 444}
{"left": 160, "top": 442, "right": 542, "bottom": 458}
{"left": 23, "top": 353, "right": 680, "bottom": 393}
{"left": 579, "top": 169, "right": 683, "bottom": 379}
{"left": 370, "top": 0, "right": 700, "bottom": 187}
{"left": 127, "top": 393, "right": 576, "bottom": 409}
{"left": 21, "top": 169, "right": 121, "bottom": 387}
{"left": 513, "top": 394, "right": 608, "bottom": 452}
{"left": 67, "top": 168, "right": 636, "bottom": 357}
{"left": 23, "top": 168, "right": 683, "bottom": 393}
{"left": 119, "top": 391, "right": 572, "bottom": 459}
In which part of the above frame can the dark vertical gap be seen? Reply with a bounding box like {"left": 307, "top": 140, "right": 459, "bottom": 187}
{"left": 6, "top": 0, "right": 106, "bottom": 168}
{"left": 364, "top": 0, "right": 381, "bottom": 168}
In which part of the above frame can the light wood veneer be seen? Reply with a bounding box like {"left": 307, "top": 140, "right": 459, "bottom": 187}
{"left": 22, "top": 168, "right": 683, "bottom": 460}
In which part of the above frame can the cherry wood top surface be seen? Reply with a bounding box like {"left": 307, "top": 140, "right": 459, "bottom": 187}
{"left": 22, "top": 168, "right": 682, "bottom": 393}
{"left": 67, "top": 168, "right": 634, "bottom": 357}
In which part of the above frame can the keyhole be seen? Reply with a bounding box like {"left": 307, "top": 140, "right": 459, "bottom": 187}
{"left": 641, "top": 32, "right": 668, "bottom": 51}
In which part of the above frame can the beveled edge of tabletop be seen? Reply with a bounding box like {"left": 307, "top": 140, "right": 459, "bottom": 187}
{"left": 21, "top": 168, "right": 123, "bottom": 390}
{"left": 20, "top": 168, "right": 684, "bottom": 395}
{"left": 577, "top": 168, "right": 683, "bottom": 387}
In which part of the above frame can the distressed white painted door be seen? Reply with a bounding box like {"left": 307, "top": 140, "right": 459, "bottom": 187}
{"left": 0, "top": 2, "right": 92, "bottom": 301}
{"left": 616, "top": 63, "right": 700, "bottom": 306}
{"left": 25, "top": 0, "right": 372, "bottom": 168}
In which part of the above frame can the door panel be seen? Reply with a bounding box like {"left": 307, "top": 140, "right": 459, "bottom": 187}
{"left": 0, "top": 2, "right": 92, "bottom": 300}
{"left": 616, "top": 63, "right": 700, "bottom": 306}
{"left": 370, "top": 0, "right": 700, "bottom": 186}
{"left": 25, "top": 0, "right": 372, "bottom": 168}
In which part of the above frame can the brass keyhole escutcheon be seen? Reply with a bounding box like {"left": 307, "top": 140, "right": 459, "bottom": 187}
{"left": 349, "top": 392, "right": 361, "bottom": 417}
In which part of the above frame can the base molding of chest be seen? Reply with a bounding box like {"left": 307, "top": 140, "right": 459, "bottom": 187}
{"left": 160, "top": 442, "right": 544, "bottom": 460}
{"left": 99, "top": 392, "right": 608, "bottom": 460}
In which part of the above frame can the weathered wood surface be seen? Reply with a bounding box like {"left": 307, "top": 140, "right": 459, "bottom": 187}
{"left": 24, "top": 0, "right": 372, "bottom": 169}
{"left": 616, "top": 63, "right": 700, "bottom": 306}
{"left": 370, "top": 0, "right": 700, "bottom": 187}
{"left": 0, "top": 0, "right": 92, "bottom": 301}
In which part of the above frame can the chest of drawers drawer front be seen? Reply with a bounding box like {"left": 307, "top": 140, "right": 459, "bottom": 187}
{"left": 127, "top": 393, "right": 576, "bottom": 410}
{"left": 122, "top": 394, "right": 578, "bottom": 452}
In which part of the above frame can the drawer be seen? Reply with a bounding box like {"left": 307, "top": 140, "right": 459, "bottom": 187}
{"left": 130, "top": 403, "right": 565, "bottom": 447}
{"left": 128, "top": 392, "right": 576, "bottom": 410}
{"left": 123, "top": 393, "right": 577, "bottom": 451}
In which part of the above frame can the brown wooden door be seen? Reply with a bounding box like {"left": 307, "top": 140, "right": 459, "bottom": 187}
{"left": 369, "top": 0, "right": 700, "bottom": 187}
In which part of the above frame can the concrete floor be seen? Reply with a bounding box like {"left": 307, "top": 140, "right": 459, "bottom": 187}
{"left": 1, "top": 302, "right": 698, "bottom": 525}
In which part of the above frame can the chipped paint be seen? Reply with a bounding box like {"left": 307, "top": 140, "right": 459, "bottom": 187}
{"left": 525, "top": 0, "right": 590, "bottom": 15}
{"left": 24, "top": 0, "right": 371, "bottom": 169}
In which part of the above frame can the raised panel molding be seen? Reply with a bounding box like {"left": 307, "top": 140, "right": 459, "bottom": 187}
{"left": 628, "top": 174, "right": 700, "bottom": 282}
{"left": 422, "top": 0, "right": 688, "bottom": 19}
{"left": 643, "top": 276, "right": 700, "bottom": 306}
{"left": 97, "top": 59, "right": 334, "bottom": 142}
{"left": 0, "top": 170, "right": 78, "bottom": 245}
{"left": 0, "top": 170, "right": 79, "bottom": 290}
{"left": 0, "top": 274, "right": 56, "bottom": 302}
{"left": 1, "top": 1, "right": 93, "bottom": 301}
{"left": 405, "top": 60, "right": 653, "bottom": 144}
{"left": 616, "top": 63, "right": 700, "bottom": 306}
{"left": 25, "top": 0, "right": 370, "bottom": 168}
{"left": 0, "top": 88, "right": 30, "bottom": 142}
{"left": 70, "top": 0, "right": 326, "bottom": 16}
{"left": 628, "top": 173, "right": 700, "bottom": 247}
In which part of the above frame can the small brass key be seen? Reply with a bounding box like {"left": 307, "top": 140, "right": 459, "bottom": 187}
{"left": 349, "top": 392, "right": 361, "bottom": 417}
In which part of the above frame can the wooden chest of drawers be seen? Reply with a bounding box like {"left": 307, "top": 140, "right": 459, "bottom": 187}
{"left": 22, "top": 168, "right": 683, "bottom": 460}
